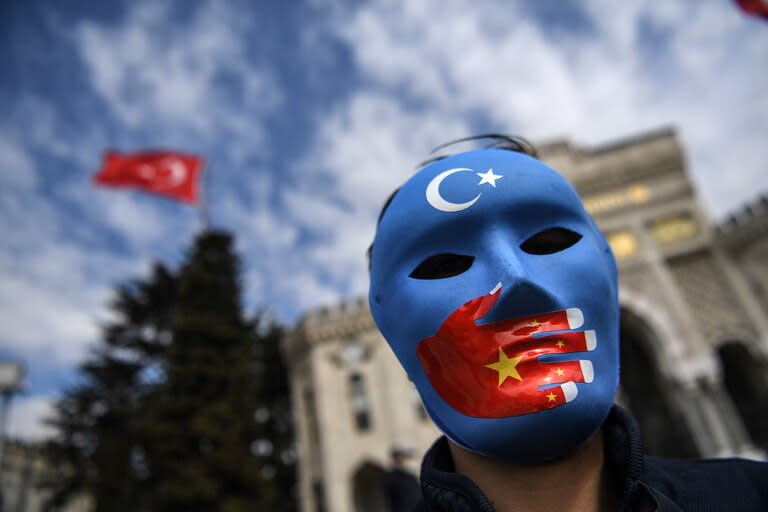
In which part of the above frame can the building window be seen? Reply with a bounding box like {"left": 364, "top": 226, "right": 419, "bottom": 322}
{"left": 304, "top": 388, "right": 321, "bottom": 449}
{"left": 349, "top": 373, "right": 372, "bottom": 431}
{"left": 649, "top": 214, "right": 698, "bottom": 245}
{"left": 606, "top": 230, "right": 639, "bottom": 261}
{"left": 340, "top": 340, "right": 366, "bottom": 365}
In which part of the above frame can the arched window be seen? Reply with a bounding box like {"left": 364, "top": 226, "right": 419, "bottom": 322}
{"left": 718, "top": 342, "right": 768, "bottom": 450}
{"left": 304, "top": 387, "right": 320, "bottom": 447}
{"left": 349, "top": 373, "right": 372, "bottom": 431}
{"left": 352, "top": 461, "right": 388, "bottom": 512}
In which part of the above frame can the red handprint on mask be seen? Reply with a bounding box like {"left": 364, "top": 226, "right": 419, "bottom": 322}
{"left": 416, "top": 284, "right": 596, "bottom": 418}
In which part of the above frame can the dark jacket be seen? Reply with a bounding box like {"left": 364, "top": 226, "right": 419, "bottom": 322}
{"left": 415, "top": 406, "right": 768, "bottom": 511}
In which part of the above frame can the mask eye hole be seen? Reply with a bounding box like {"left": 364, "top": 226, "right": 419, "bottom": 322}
{"left": 409, "top": 254, "right": 474, "bottom": 280}
{"left": 520, "top": 227, "right": 582, "bottom": 255}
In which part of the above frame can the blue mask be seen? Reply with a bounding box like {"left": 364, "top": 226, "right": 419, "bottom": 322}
{"left": 369, "top": 149, "right": 619, "bottom": 462}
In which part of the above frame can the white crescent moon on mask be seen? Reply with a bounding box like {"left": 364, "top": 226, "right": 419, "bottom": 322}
{"left": 426, "top": 168, "right": 481, "bottom": 212}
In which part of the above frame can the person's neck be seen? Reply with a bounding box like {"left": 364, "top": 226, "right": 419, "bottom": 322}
{"left": 448, "top": 430, "right": 616, "bottom": 512}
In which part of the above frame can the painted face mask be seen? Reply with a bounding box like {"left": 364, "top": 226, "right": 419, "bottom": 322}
{"left": 369, "top": 149, "right": 619, "bottom": 462}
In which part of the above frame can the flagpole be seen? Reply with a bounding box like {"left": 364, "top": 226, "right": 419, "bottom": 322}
{"left": 199, "top": 157, "right": 210, "bottom": 232}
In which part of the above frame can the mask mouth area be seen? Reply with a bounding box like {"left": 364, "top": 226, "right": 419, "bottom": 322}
{"left": 415, "top": 285, "right": 598, "bottom": 418}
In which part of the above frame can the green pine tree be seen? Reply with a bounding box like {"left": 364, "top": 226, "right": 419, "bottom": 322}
{"left": 46, "top": 231, "right": 297, "bottom": 511}
{"left": 142, "top": 230, "right": 283, "bottom": 511}
{"left": 44, "top": 262, "right": 177, "bottom": 511}
{"left": 250, "top": 318, "right": 297, "bottom": 512}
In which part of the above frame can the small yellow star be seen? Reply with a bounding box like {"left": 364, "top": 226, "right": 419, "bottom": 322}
{"left": 546, "top": 392, "right": 557, "bottom": 402}
{"left": 555, "top": 339, "right": 566, "bottom": 349}
{"left": 485, "top": 348, "right": 524, "bottom": 386}
{"left": 529, "top": 319, "right": 540, "bottom": 327}
{"left": 555, "top": 368, "right": 565, "bottom": 377}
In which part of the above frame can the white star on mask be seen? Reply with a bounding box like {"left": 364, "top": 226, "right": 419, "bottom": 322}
{"left": 477, "top": 168, "right": 503, "bottom": 187}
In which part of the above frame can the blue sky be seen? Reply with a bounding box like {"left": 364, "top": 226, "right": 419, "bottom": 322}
{"left": 1, "top": 0, "right": 766, "bottom": 439}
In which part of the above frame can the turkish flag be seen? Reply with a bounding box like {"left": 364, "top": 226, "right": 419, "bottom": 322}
{"left": 93, "top": 150, "right": 204, "bottom": 204}
{"left": 417, "top": 287, "right": 595, "bottom": 418}
{"left": 735, "top": 0, "right": 768, "bottom": 19}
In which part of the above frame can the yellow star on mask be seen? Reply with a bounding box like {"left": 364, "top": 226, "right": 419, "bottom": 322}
{"left": 546, "top": 392, "right": 558, "bottom": 402}
{"left": 555, "top": 339, "right": 566, "bottom": 349}
{"left": 555, "top": 368, "right": 565, "bottom": 377}
{"left": 485, "top": 348, "right": 524, "bottom": 386}
{"left": 529, "top": 319, "right": 541, "bottom": 327}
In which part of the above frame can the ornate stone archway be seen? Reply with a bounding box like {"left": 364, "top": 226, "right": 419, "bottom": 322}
{"left": 618, "top": 287, "right": 691, "bottom": 377}
{"left": 717, "top": 342, "right": 768, "bottom": 451}
{"left": 618, "top": 287, "right": 758, "bottom": 457}
{"left": 619, "top": 305, "right": 698, "bottom": 457}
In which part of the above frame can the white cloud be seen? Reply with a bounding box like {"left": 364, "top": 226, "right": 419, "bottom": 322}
{"left": 264, "top": 93, "right": 472, "bottom": 315}
{"left": 276, "top": 271, "right": 343, "bottom": 315}
{"left": 0, "top": 237, "right": 143, "bottom": 365}
{"left": 299, "top": 93, "right": 465, "bottom": 213}
{"left": 75, "top": 0, "right": 281, "bottom": 157}
{"left": 71, "top": 181, "right": 198, "bottom": 250}
{"left": 283, "top": 189, "right": 348, "bottom": 235}
{"left": 7, "top": 394, "right": 57, "bottom": 441}
{"left": 0, "top": 135, "right": 38, "bottom": 190}
{"left": 260, "top": 0, "right": 768, "bottom": 320}
{"left": 207, "top": 91, "right": 472, "bottom": 318}
{"left": 0, "top": 120, "right": 149, "bottom": 365}
{"left": 323, "top": 0, "right": 767, "bottom": 221}
{"left": 0, "top": 0, "right": 287, "bottom": 367}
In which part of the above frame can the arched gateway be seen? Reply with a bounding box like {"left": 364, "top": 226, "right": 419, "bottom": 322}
{"left": 352, "top": 461, "right": 388, "bottom": 512}
{"left": 619, "top": 307, "right": 698, "bottom": 457}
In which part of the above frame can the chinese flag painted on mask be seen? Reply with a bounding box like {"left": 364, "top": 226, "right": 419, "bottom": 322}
{"left": 93, "top": 150, "right": 204, "bottom": 204}
{"left": 416, "top": 288, "right": 595, "bottom": 418}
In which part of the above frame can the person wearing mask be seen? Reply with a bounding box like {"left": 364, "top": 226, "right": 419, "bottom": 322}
{"left": 367, "top": 135, "right": 768, "bottom": 511}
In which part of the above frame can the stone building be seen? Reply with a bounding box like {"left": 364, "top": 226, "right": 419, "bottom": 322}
{"left": 284, "top": 127, "right": 768, "bottom": 512}
{"left": 0, "top": 441, "right": 91, "bottom": 512}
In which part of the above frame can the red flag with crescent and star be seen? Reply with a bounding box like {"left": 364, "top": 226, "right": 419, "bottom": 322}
{"left": 734, "top": 0, "right": 768, "bottom": 20}
{"left": 93, "top": 150, "right": 204, "bottom": 204}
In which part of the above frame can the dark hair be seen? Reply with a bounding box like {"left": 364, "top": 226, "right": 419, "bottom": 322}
{"left": 367, "top": 134, "right": 537, "bottom": 270}
{"left": 417, "top": 133, "right": 537, "bottom": 169}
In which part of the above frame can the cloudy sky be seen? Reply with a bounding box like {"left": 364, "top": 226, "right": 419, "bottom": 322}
{"left": 1, "top": 0, "right": 766, "bottom": 440}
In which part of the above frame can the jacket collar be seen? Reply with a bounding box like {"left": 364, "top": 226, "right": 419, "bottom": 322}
{"left": 418, "top": 405, "right": 678, "bottom": 511}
